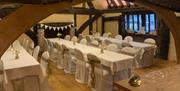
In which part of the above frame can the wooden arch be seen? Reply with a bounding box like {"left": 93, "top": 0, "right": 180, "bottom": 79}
{"left": 134, "top": 0, "right": 180, "bottom": 63}
{"left": 0, "top": 0, "right": 87, "bottom": 56}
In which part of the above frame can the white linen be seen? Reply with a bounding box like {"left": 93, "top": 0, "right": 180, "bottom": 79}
{"left": 49, "top": 38, "right": 133, "bottom": 73}
{"left": 1, "top": 44, "right": 51, "bottom": 91}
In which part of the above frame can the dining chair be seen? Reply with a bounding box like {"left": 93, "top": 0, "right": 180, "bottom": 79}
{"left": 40, "top": 51, "right": 49, "bottom": 77}
{"left": 78, "top": 34, "right": 84, "bottom": 42}
{"left": 124, "top": 36, "right": 133, "bottom": 42}
{"left": 56, "top": 44, "right": 64, "bottom": 69}
{"left": 27, "top": 42, "right": 34, "bottom": 55}
{"left": 71, "top": 36, "right": 78, "bottom": 42}
{"left": 49, "top": 42, "right": 59, "bottom": 63}
{"left": 144, "top": 38, "right": 156, "bottom": 45}
{"left": 90, "top": 40, "right": 99, "bottom": 47}
{"left": 87, "top": 53, "right": 113, "bottom": 91}
{"left": 86, "top": 35, "right": 93, "bottom": 43}
{"left": 102, "top": 33, "right": 109, "bottom": 38}
{"left": 104, "top": 39, "right": 112, "bottom": 46}
{"left": 64, "top": 35, "right": 71, "bottom": 41}
{"left": 61, "top": 44, "right": 76, "bottom": 74}
{"left": 0, "top": 60, "right": 5, "bottom": 91}
{"left": 73, "top": 48, "right": 89, "bottom": 84}
{"left": 80, "top": 38, "right": 87, "bottom": 45}
{"left": 106, "top": 44, "right": 120, "bottom": 52}
{"left": 115, "top": 35, "right": 123, "bottom": 40}
{"left": 33, "top": 45, "right": 40, "bottom": 61}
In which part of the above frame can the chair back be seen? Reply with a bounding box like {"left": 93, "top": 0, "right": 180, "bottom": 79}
{"left": 73, "top": 49, "right": 85, "bottom": 62}
{"left": 40, "top": 51, "right": 49, "bottom": 77}
{"left": 33, "top": 46, "right": 40, "bottom": 60}
{"left": 86, "top": 35, "right": 93, "bottom": 43}
{"left": 64, "top": 35, "right": 71, "bottom": 40}
{"left": 90, "top": 40, "right": 99, "bottom": 47}
{"left": 120, "top": 47, "right": 139, "bottom": 56}
{"left": 124, "top": 36, "right": 133, "bottom": 42}
{"left": 102, "top": 33, "right": 109, "bottom": 37}
{"left": 122, "top": 41, "right": 133, "bottom": 47}
{"left": 87, "top": 54, "right": 102, "bottom": 88}
{"left": 71, "top": 36, "right": 78, "bottom": 42}
{"left": 80, "top": 38, "right": 87, "bottom": 45}
{"left": 106, "top": 44, "right": 119, "bottom": 52}
{"left": 115, "top": 35, "right": 122, "bottom": 40}
{"left": 144, "top": 38, "right": 156, "bottom": 45}
{"left": 104, "top": 39, "right": 112, "bottom": 45}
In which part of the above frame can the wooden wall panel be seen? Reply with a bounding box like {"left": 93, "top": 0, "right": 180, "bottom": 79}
{"left": 0, "top": 0, "right": 87, "bottom": 57}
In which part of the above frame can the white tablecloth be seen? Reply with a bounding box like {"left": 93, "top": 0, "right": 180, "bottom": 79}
{"left": 49, "top": 38, "right": 134, "bottom": 73}
{"left": 95, "top": 36, "right": 157, "bottom": 67}
{"left": 1, "top": 42, "right": 51, "bottom": 91}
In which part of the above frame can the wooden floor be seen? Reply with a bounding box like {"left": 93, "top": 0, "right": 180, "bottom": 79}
{"left": 47, "top": 59, "right": 177, "bottom": 91}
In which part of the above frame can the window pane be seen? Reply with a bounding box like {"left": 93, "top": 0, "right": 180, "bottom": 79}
{"left": 125, "top": 15, "right": 127, "bottom": 30}
{"left": 129, "top": 15, "right": 133, "bottom": 30}
{"left": 150, "top": 14, "right": 155, "bottom": 32}
{"left": 145, "top": 14, "right": 149, "bottom": 32}
{"left": 134, "top": 15, "right": 138, "bottom": 32}
{"left": 139, "top": 14, "right": 142, "bottom": 31}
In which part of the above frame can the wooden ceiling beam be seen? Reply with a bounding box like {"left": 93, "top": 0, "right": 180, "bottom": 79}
{"left": 58, "top": 7, "right": 147, "bottom": 15}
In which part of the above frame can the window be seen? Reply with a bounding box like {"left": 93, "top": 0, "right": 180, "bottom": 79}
{"left": 124, "top": 12, "right": 157, "bottom": 34}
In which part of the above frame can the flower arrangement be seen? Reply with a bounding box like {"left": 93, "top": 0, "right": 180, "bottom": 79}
{"left": 107, "top": 32, "right": 112, "bottom": 37}
{"left": 57, "top": 32, "right": 62, "bottom": 40}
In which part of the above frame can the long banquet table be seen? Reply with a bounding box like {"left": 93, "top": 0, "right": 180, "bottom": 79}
{"left": 49, "top": 38, "right": 134, "bottom": 73}
{"left": 93, "top": 36, "right": 156, "bottom": 68}
{"left": 1, "top": 41, "right": 51, "bottom": 91}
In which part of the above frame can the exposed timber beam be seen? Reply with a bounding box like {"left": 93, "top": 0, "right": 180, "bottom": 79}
{"left": 0, "top": 0, "right": 89, "bottom": 57}
{"left": 58, "top": 7, "right": 147, "bottom": 15}
{"left": 87, "top": 1, "right": 95, "bottom": 9}
{"left": 76, "top": 14, "right": 101, "bottom": 35}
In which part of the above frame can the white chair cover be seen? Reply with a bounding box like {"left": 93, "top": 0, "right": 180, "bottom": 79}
{"left": 64, "top": 35, "right": 71, "bottom": 40}
{"left": 90, "top": 40, "right": 99, "bottom": 47}
{"left": 56, "top": 44, "right": 64, "bottom": 69}
{"left": 102, "top": 33, "right": 109, "bottom": 38}
{"left": 0, "top": 60, "right": 5, "bottom": 91}
{"left": 80, "top": 38, "right": 87, "bottom": 45}
{"left": 73, "top": 49, "right": 89, "bottom": 84}
{"left": 95, "top": 32, "right": 101, "bottom": 37}
{"left": 24, "top": 39, "right": 29, "bottom": 50}
{"left": 124, "top": 36, "right": 133, "bottom": 42}
{"left": 115, "top": 35, "right": 122, "bottom": 40}
{"left": 32, "top": 46, "right": 40, "bottom": 61}
{"left": 106, "top": 44, "right": 120, "bottom": 52}
{"left": 50, "top": 42, "right": 59, "bottom": 63}
{"left": 87, "top": 54, "right": 112, "bottom": 91}
{"left": 104, "top": 39, "right": 112, "bottom": 46}
{"left": 86, "top": 35, "right": 93, "bottom": 43}
{"left": 27, "top": 42, "right": 34, "bottom": 55}
{"left": 40, "top": 51, "right": 49, "bottom": 77}
{"left": 144, "top": 38, "right": 156, "bottom": 45}
{"left": 71, "top": 36, "right": 78, "bottom": 42}
{"left": 62, "top": 45, "right": 76, "bottom": 74}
